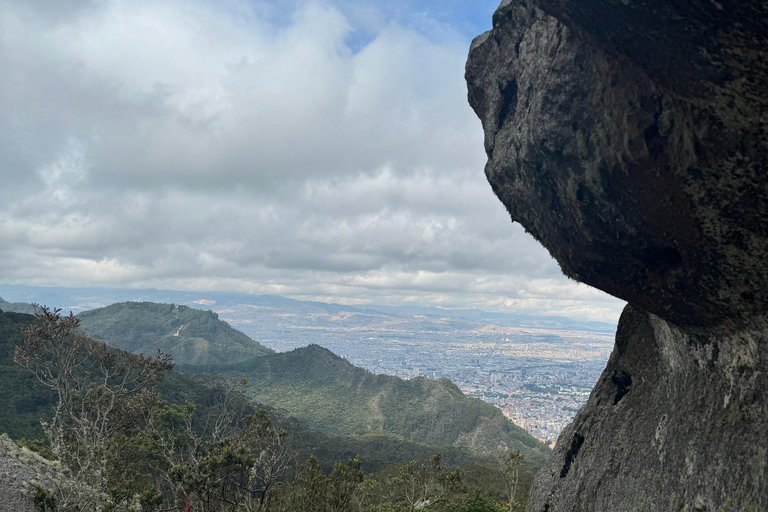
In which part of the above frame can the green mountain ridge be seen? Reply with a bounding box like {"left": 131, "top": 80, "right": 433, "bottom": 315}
{"left": 0, "top": 309, "right": 541, "bottom": 509}
{"left": 76, "top": 301, "right": 274, "bottom": 366}
{"left": 0, "top": 310, "right": 496, "bottom": 474}
{"left": 3, "top": 299, "right": 549, "bottom": 469}
{"left": 0, "top": 297, "right": 37, "bottom": 315}
{"left": 184, "top": 344, "right": 550, "bottom": 467}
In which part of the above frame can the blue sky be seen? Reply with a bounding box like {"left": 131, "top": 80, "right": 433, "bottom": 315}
{"left": 0, "top": 0, "right": 625, "bottom": 323}
{"left": 245, "top": 0, "right": 499, "bottom": 42}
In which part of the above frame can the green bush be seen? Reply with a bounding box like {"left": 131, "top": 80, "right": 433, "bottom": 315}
{"left": 33, "top": 485, "right": 56, "bottom": 512}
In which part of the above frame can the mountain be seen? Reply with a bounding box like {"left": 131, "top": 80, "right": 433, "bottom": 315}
{"left": 17, "top": 297, "right": 551, "bottom": 468}
{"left": 76, "top": 301, "right": 274, "bottom": 366}
{"left": 0, "top": 310, "right": 531, "bottom": 476}
{"left": 0, "top": 310, "right": 56, "bottom": 440}
{"left": 0, "top": 284, "right": 617, "bottom": 332}
{"left": 184, "top": 344, "right": 550, "bottom": 467}
{"left": 0, "top": 297, "right": 36, "bottom": 315}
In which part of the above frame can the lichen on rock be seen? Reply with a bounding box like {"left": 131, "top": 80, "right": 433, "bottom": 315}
{"left": 0, "top": 434, "right": 58, "bottom": 512}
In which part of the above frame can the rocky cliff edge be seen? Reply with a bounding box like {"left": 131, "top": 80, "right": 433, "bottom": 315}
{"left": 465, "top": 0, "right": 768, "bottom": 510}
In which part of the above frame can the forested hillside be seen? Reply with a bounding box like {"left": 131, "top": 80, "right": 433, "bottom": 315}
{"left": 0, "top": 311, "right": 532, "bottom": 472}
{"left": 0, "top": 310, "right": 54, "bottom": 439}
{"left": 184, "top": 344, "right": 550, "bottom": 467}
{"left": 77, "top": 301, "right": 273, "bottom": 365}
{"left": 0, "top": 297, "right": 36, "bottom": 315}
{"left": 0, "top": 308, "right": 544, "bottom": 510}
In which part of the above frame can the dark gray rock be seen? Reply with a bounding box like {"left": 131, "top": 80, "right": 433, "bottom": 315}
{"left": 466, "top": 0, "right": 768, "bottom": 329}
{"left": 465, "top": 0, "right": 768, "bottom": 510}
{"left": 527, "top": 305, "right": 768, "bottom": 511}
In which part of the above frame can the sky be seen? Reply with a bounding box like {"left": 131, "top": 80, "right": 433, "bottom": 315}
{"left": 0, "top": 0, "right": 625, "bottom": 323}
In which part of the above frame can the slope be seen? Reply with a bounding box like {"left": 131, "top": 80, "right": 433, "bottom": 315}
{"left": 0, "top": 310, "right": 509, "bottom": 474}
{"left": 187, "top": 344, "right": 550, "bottom": 467}
{"left": 0, "top": 297, "right": 36, "bottom": 315}
{"left": 0, "top": 310, "right": 55, "bottom": 439}
{"left": 76, "top": 301, "right": 274, "bottom": 366}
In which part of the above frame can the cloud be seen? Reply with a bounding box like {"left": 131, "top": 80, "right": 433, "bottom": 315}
{"left": 0, "top": 0, "right": 626, "bottom": 323}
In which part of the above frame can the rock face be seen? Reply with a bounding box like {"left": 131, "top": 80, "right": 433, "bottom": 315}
{"left": 0, "top": 434, "right": 57, "bottom": 512}
{"left": 527, "top": 306, "right": 768, "bottom": 511}
{"left": 466, "top": 0, "right": 768, "bottom": 329}
{"left": 465, "top": 0, "right": 768, "bottom": 510}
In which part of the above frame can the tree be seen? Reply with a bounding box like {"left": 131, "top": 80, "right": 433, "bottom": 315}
{"left": 286, "top": 455, "right": 365, "bottom": 512}
{"left": 122, "top": 376, "right": 294, "bottom": 512}
{"left": 165, "top": 409, "right": 294, "bottom": 512}
{"left": 324, "top": 456, "right": 364, "bottom": 512}
{"left": 390, "top": 454, "right": 464, "bottom": 512}
{"left": 501, "top": 451, "right": 524, "bottom": 512}
{"left": 15, "top": 306, "right": 173, "bottom": 511}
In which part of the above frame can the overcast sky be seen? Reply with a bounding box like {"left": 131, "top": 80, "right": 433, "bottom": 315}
{"left": 0, "top": 0, "right": 625, "bottom": 323}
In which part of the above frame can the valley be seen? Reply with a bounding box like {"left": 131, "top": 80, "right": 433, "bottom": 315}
{"left": 218, "top": 307, "right": 613, "bottom": 446}
{"left": 0, "top": 289, "right": 617, "bottom": 510}
{"left": 1, "top": 288, "right": 616, "bottom": 446}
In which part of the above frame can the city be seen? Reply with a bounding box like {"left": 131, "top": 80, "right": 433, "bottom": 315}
{"left": 214, "top": 303, "right": 616, "bottom": 447}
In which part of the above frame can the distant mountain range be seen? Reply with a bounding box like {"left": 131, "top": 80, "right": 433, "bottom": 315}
{"left": 76, "top": 301, "right": 274, "bottom": 366}
{"left": 0, "top": 284, "right": 617, "bottom": 332}
{"left": 0, "top": 297, "right": 36, "bottom": 315}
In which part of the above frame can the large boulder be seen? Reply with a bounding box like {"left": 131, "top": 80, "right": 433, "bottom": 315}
{"left": 465, "top": 0, "right": 768, "bottom": 510}
{"left": 526, "top": 306, "right": 768, "bottom": 511}
{"left": 466, "top": 0, "right": 768, "bottom": 330}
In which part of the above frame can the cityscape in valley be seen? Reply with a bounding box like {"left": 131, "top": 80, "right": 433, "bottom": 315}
{"left": 324, "top": 331, "right": 609, "bottom": 446}
{"left": 208, "top": 299, "right": 616, "bottom": 447}
{"left": 0, "top": 286, "right": 617, "bottom": 447}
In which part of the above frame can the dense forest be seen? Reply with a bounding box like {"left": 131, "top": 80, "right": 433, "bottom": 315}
{"left": 181, "top": 346, "right": 547, "bottom": 466}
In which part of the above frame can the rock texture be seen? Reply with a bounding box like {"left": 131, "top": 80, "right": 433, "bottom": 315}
{"left": 527, "top": 306, "right": 768, "bottom": 511}
{"left": 466, "top": 0, "right": 768, "bottom": 329}
{"left": 0, "top": 434, "right": 58, "bottom": 512}
{"left": 465, "top": 0, "right": 768, "bottom": 510}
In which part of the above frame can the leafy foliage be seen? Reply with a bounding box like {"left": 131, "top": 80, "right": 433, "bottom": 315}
{"left": 0, "top": 310, "right": 56, "bottom": 440}
{"left": 15, "top": 306, "right": 175, "bottom": 510}
{"left": 33, "top": 485, "right": 56, "bottom": 512}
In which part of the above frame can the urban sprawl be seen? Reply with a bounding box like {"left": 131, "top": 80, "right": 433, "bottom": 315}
{"left": 223, "top": 307, "right": 615, "bottom": 448}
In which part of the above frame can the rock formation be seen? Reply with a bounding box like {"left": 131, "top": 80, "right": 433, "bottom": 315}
{"left": 0, "top": 434, "right": 57, "bottom": 512}
{"left": 465, "top": 0, "right": 768, "bottom": 510}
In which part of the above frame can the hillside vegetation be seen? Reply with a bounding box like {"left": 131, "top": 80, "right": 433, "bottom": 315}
{"left": 0, "top": 308, "right": 546, "bottom": 510}
{"left": 0, "top": 310, "right": 54, "bottom": 439}
{"left": 184, "top": 345, "right": 550, "bottom": 467}
{"left": 0, "top": 297, "right": 36, "bottom": 315}
{"left": 0, "top": 311, "right": 521, "bottom": 472}
{"left": 76, "top": 301, "right": 273, "bottom": 365}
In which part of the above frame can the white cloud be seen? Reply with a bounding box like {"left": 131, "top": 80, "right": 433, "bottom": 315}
{"left": 0, "top": 0, "right": 626, "bottom": 323}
